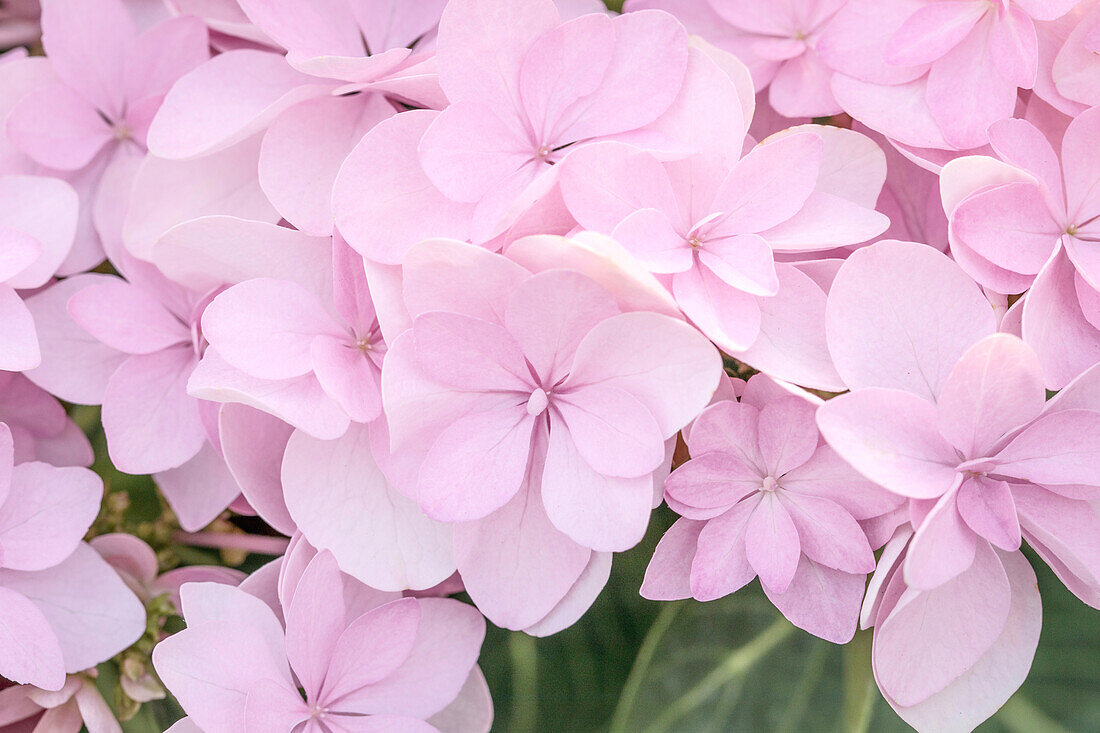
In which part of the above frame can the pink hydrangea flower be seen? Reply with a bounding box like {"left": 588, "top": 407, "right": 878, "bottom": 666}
{"left": 642, "top": 375, "right": 901, "bottom": 643}
{"left": 940, "top": 108, "right": 1100, "bottom": 386}
{"left": 3, "top": 0, "right": 209, "bottom": 269}
{"left": 818, "top": 0, "right": 1080, "bottom": 151}
{"left": 153, "top": 550, "right": 490, "bottom": 733}
{"left": 558, "top": 121, "right": 888, "bottom": 388}
{"left": 378, "top": 238, "right": 720, "bottom": 629}
{"left": 0, "top": 423, "right": 144, "bottom": 691}
{"left": 625, "top": 0, "right": 845, "bottom": 118}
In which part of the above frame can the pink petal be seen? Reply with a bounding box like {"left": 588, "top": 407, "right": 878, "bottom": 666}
{"left": 1014, "top": 484, "right": 1100, "bottom": 608}
{"left": 0, "top": 585, "right": 66, "bottom": 690}
{"left": 951, "top": 181, "right": 1061, "bottom": 276}
{"left": 401, "top": 239, "right": 529, "bottom": 323}
{"left": 781, "top": 446, "right": 905, "bottom": 521}
{"left": 689, "top": 497, "right": 760, "bottom": 602}
{"left": 926, "top": 18, "right": 1018, "bottom": 150}
{"left": 0, "top": 175, "right": 77, "bottom": 290}
{"left": 352, "top": 0, "right": 448, "bottom": 53}
{"left": 885, "top": 1, "right": 986, "bottom": 67}
{"left": 610, "top": 208, "right": 693, "bottom": 274}
{"left": 518, "top": 13, "right": 614, "bottom": 143}
{"left": 985, "top": 117, "right": 1065, "bottom": 204}
{"left": 0, "top": 286, "right": 39, "bottom": 372}
{"left": 988, "top": 6, "right": 1038, "bottom": 88}
{"left": 153, "top": 216, "right": 333, "bottom": 295}
{"left": 759, "top": 191, "right": 889, "bottom": 251}
{"left": 235, "top": 0, "right": 362, "bottom": 58}
{"left": 67, "top": 279, "right": 188, "bottom": 355}
{"left": 540, "top": 420, "right": 653, "bottom": 552}
{"left": 1065, "top": 233, "right": 1100, "bottom": 292}
{"left": 333, "top": 112, "right": 474, "bottom": 264}
{"left": 21, "top": 274, "right": 128, "bottom": 404}
{"left": 242, "top": 678, "right": 311, "bottom": 733}
{"left": 434, "top": 0, "right": 560, "bottom": 108}
{"left": 816, "top": 0, "right": 932, "bottom": 86}
{"left": 640, "top": 517, "right": 703, "bottom": 601}
{"left": 203, "top": 278, "right": 345, "bottom": 381}
{"left": 780, "top": 492, "right": 875, "bottom": 574}
{"left": 282, "top": 425, "right": 455, "bottom": 592}
{"left": 957, "top": 476, "right": 1021, "bottom": 551}
{"left": 698, "top": 233, "right": 778, "bottom": 297}
{"left": 123, "top": 15, "right": 210, "bottom": 104}
{"left": 554, "top": 384, "right": 664, "bottom": 478}
{"left": 188, "top": 349, "right": 350, "bottom": 441}
{"left": 452, "top": 474, "right": 590, "bottom": 630}
{"left": 146, "top": 50, "right": 331, "bottom": 159}
{"left": 825, "top": 240, "right": 997, "bottom": 401}
{"left": 412, "top": 311, "right": 531, "bottom": 393}
{"left": 0, "top": 463, "right": 99, "bottom": 571}
{"left": 830, "top": 76, "right": 950, "bottom": 150}
{"left": 503, "top": 269, "right": 619, "bottom": 386}
{"left": 260, "top": 94, "right": 396, "bottom": 235}
{"left": 993, "top": 408, "right": 1100, "bottom": 485}
{"left": 756, "top": 397, "right": 818, "bottom": 477}
{"left": 816, "top": 388, "right": 958, "bottom": 500}
{"left": 763, "top": 557, "right": 865, "bottom": 644}
{"left": 219, "top": 404, "right": 295, "bottom": 535}
{"left": 417, "top": 406, "right": 535, "bottom": 522}
{"left": 767, "top": 50, "right": 842, "bottom": 119}
{"left": 672, "top": 264, "right": 762, "bottom": 352}
{"left": 154, "top": 443, "right": 242, "bottom": 532}
{"left": 310, "top": 335, "right": 381, "bottom": 423}
{"left": 1022, "top": 247, "right": 1100, "bottom": 388}
{"left": 418, "top": 100, "right": 535, "bottom": 204}
{"left": 123, "top": 135, "right": 280, "bottom": 261}
{"left": 904, "top": 483, "right": 979, "bottom": 590}
{"left": 874, "top": 540, "right": 1013, "bottom": 707}
{"left": 425, "top": 666, "right": 494, "bottom": 733}
{"left": 558, "top": 141, "right": 682, "bottom": 233}
{"left": 102, "top": 348, "right": 204, "bottom": 474}
{"left": 551, "top": 9, "right": 689, "bottom": 142}
{"left": 335, "top": 598, "right": 485, "bottom": 719}
{"left": 936, "top": 333, "right": 1045, "bottom": 457}
{"left": 710, "top": 133, "right": 823, "bottom": 236}
{"left": 320, "top": 597, "right": 421, "bottom": 704}
{"left": 886, "top": 548, "right": 1040, "bottom": 732}
{"left": 40, "top": 0, "right": 134, "bottom": 118}
{"left": 564, "top": 311, "right": 722, "bottom": 437}
{"left": 745, "top": 493, "right": 800, "bottom": 593}
{"left": 1, "top": 543, "right": 145, "bottom": 673}
{"left": 283, "top": 551, "right": 346, "bottom": 698}
{"left": 664, "top": 452, "right": 762, "bottom": 521}
{"left": 685, "top": 400, "right": 765, "bottom": 469}
{"left": 524, "top": 550, "right": 612, "bottom": 637}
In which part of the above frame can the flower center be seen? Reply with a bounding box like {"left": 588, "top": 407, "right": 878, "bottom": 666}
{"left": 355, "top": 336, "right": 373, "bottom": 351}
{"left": 527, "top": 388, "right": 549, "bottom": 416}
{"left": 688, "top": 235, "right": 703, "bottom": 249}
{"left": 761, "top": 476, "right": 779, "bottom": 492}
{"left": 535, "top": 145, "right": 551, "bottom": 161}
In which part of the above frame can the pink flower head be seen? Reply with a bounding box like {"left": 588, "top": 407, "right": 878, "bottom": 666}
{"left": 818, "top": 0, "right": 1080, "bottom": 151}
{"left": 198, "top": 236, "right": 386, "bottom": 436}
{"left": 414, "top": 0, "right": 690, "bottom": 241}
{"left": 819, "top": 240, "right": 1100, "bottom": 601}
{"left": 153, "top": 549, "right": 490, "bottom": 733}
{"left": 559, "top": 123, "right": 888, "bottom": 388}
{"left": 3, "top": 0, "right": 209, "bottom": 268}
{"left": 0, "top": 422, "right": 144, "bottom": 690}
{"left": 941, "top": 108, "right": 1100, "bottom": 386}
{"left": 643, "top": 375, "right": 901, "bottom": 643}
{"left": 380, "top": 238, "right": 721, "bottom": 629}
{"left": 0, "top": 175, "right": 77, "bottom": 372}
{"left": 625, "top": 0, "right": 846, "bottom": 119}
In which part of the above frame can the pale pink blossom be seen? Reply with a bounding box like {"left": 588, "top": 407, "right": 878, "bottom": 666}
{"left": 642, "top": 375, "right": 901, "bottom": 643}
{"left": 153, "top": 550, "right": 490, "bottom": 733}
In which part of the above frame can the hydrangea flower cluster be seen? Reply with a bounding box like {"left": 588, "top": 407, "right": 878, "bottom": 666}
{"left": 1, "top": 0, "right": 1099, "bottom": 731}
